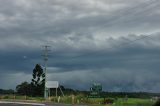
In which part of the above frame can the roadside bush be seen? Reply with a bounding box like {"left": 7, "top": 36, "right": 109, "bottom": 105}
{"left": 3, "top": 95, "right": 9, "bottom": 99}
{"left": 0, "top": 96, "right": 2, "bottom": 99}
{"left": 154, "top": 99, "right": 160, "bottom": 106}
{"left": 103, "top": 98, "right": 114, "bottom": 104}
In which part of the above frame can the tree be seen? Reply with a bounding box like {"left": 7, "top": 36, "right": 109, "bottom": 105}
{"left": 31, "top": 64, "right": 45, "bottom": 96}
{"left": 16, "top": 82, "right": 31, "bottom": 96}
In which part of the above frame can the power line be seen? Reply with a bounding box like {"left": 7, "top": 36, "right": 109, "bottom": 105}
{"left": 68, "top": 0, "right": 160, "bottom": 59}
{"left": 50, "top": 0, "right": 160, "bottom": 60}
{"left": 97, "top": 0, "right": 159, "bottom": 29}
{"left": 70, "top": 34, "right": 155, "bottom": 59}
{"left": 109, "top": 2, "right": 160, "bottom": 27}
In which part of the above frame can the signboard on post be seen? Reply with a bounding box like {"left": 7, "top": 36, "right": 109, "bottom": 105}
{"left": 89, "top": 83, "right": 102, "bottom": 98}
{"left": 46, "top": 81, "right": 59, "bottom": 88}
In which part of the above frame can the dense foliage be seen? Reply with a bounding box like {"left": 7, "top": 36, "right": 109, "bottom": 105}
{"left": 16, "top": 82, "right": 31, "bottom": 95}
{"left": 154, "top": 99, "right": 160, "bottom": 106}
{"left": 0, "top": 89, "right": 14, "bottom": 94}
{"left": 16, "top": 64, "right": 45, "bottom": 96}
{"left": 31, "top": 64, "right": 45, "bottom": 96}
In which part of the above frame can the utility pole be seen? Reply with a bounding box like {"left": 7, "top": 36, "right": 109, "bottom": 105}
{"left": 42, "top": 45, "right": 51, "bottom": 99}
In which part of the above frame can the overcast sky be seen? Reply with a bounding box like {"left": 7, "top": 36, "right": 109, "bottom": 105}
{"left": 0, "top": 0, "right": 160, "bottom": 92}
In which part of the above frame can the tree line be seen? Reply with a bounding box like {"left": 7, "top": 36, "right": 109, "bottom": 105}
{"left": 0, "top": 64, "right": 160, "bottom": 98}
{"left": 15, "top": 64, "right": 79, "bottom": 97}
{"left": 0, "top": 89, "right": 14, "bottom": 94}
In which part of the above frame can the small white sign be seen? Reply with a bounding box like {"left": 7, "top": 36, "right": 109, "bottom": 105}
{"left": 46, "top": 81, "right": 59, "bottom": 88}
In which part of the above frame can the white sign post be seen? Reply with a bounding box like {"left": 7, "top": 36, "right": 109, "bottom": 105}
{"left": 46, "top": 81, "right": 59, "bottom": 88}
{"left": 46, "top": 81, "right": 59, "bottom": 97}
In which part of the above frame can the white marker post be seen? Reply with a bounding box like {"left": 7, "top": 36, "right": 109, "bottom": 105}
{"left": 72, "top": 95, "right": 75, "bottom": 106}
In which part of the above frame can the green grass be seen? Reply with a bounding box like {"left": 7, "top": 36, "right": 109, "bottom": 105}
{"left": 0, "top": 95, "right": 45, "bottom": 102}
{"left": 90, "top": 98, "right": 154, "bottom": 106}
{"left": 0, "top": 95, "right": 156, "bottom": 106}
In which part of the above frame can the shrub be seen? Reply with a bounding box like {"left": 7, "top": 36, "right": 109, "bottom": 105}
{"left": 3, "top": 95, "right": 9, "bottom": 99}
{"left": 154, "top": 99, "right": 160, "bottom": 106}
{"left": 103, "top": 98, "right": 114, "bottom": 104}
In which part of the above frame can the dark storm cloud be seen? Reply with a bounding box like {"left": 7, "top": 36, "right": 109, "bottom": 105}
{"left": 45, "top": 33, "right": 160, "bottom": 92}
{"left": 0, "top": 0, "right": 160, "bottom": 91}
{"left": 47, "top": 33, "right": 160, "bottom": 71}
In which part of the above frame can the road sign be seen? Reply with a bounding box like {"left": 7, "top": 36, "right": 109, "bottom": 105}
{"left": 89, "top": 83, "right": 102, "bottom": 98}
{"left": 46, "top": 81, "right": 59, "bottom": 88}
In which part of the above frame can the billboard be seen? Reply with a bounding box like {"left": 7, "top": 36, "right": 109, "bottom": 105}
{"left": 46, "top": 81, "right": 59, "bottom": 88}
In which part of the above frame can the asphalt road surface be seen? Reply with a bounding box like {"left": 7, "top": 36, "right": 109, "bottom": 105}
{"left": 0, "top": 104, "right": 63, "bottom": 106}
{"left": 0, "top": 104, "right": 38, "bottom": 106}
{"left": 0, "top": 101, "right": 87, "bottom": 106}
{"left": 0, "top": 104, "right": 86, "bottom": 106}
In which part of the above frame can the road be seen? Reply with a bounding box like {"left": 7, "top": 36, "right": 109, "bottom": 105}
{"left": 0, "top": 101, "right": 87, "bottom": 106}
{"left": 0, "top": 104, "right": 68, "bottom": 106}
{"left": 0, "top": 104, "right": 86, "bottom": 106}
{"left": 0, "top": 104, "right": 42, "bottom": 106}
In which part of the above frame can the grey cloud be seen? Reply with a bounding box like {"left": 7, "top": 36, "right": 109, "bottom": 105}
{"left": 0, "top": 0, "right": 160, "bottom": 92}
{"left": 47, "top": 68, "right": 160, "bottom": 92}
{"left": 0, "top": 73, "right": 31, "bottom": 89}
{"left": 1, "top": 0, "right": 159, "bottom": 39}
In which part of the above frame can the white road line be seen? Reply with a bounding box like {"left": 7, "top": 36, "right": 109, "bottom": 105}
{"left": 0, "top": 101, "right": 45, "bottom": 106}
